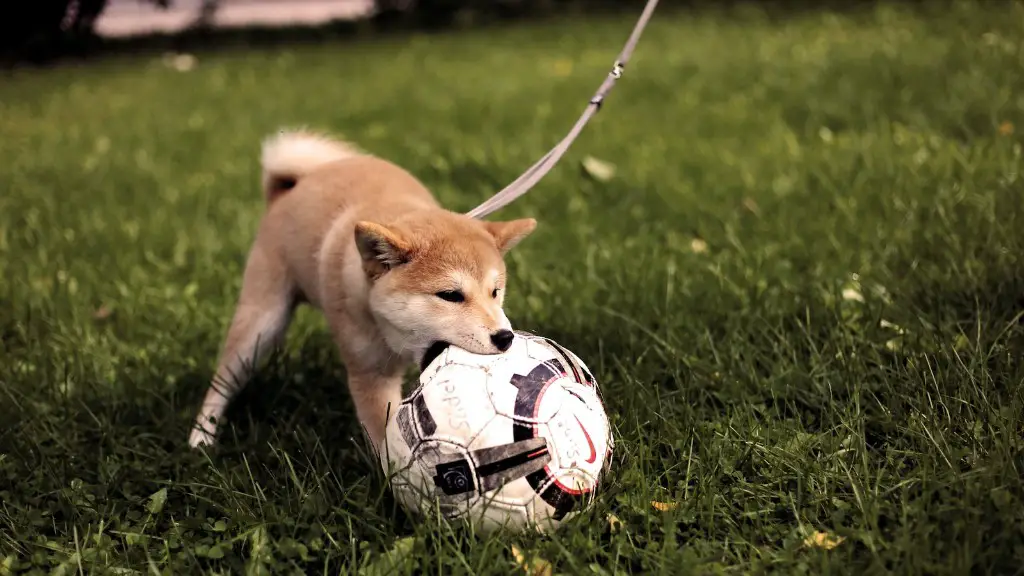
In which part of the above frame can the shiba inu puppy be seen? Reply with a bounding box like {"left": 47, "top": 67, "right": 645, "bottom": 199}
{"left": 188, "top": 129, "right": 536, "bottom": 456}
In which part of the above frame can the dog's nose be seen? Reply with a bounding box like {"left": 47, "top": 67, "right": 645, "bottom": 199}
{"left": 490, "top": 329, "right": 514, "bottom": 352}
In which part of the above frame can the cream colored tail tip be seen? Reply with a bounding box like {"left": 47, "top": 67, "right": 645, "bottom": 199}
{"left": 261, "top": 129, "right": 362, "bottom": 173}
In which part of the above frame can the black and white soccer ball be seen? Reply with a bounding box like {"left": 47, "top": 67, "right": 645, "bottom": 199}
{"left": 382, "top": 330, "right": 614, "bottom": 534}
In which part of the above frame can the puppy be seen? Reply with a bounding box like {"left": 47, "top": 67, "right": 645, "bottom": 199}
{"left": 188, "top": 130, "right": 536, "bottom": 457}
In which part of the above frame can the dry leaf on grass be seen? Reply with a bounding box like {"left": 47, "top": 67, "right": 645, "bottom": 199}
{"left": 581, "top": 156, "right": 616, "bottom": 182}
{"left": 803, "top": 531, "right": 844, "bottom": 550}
{"left": 510, "top": 545, "right": 553, "bottom": 576}
{"left": 999, "top": 121, "right": 1014, "bottom": 136}
{"left": 510, "top": 545, "right": 525, "bottom": 564}
{"left": 841, "top": 274, "right": 864, "bottom": 303}
{"left": 690, "top": 238, "right": 708, "bottom": 254}
{"left": 607, "top": 513, "right": 623, "bottom": 534}
{"left": 841, "top": 287, "right": 864, "bottom": 303}
{"left": 651, "top": 500, "right": 678, "bottom": 512}
{"left": 879, "top": 319, "right": 904, "bottom": 333}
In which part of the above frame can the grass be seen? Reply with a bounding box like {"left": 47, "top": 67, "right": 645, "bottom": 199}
{"left": 2, "top": 1, "right": 1024, "bottom": 573}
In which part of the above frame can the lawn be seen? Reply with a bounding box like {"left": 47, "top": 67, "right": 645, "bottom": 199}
{"left": 2, "top": 1, "right": 1024, "bottom": 573}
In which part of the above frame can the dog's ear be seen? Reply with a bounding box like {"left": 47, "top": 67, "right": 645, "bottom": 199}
{"left": 482, "top": 218, "right": 537, "bottom": 254}
{"left": 355, "top": 221, "right": 413, "bottom": 279}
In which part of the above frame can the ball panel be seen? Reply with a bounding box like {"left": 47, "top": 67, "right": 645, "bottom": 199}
{"left": 468, "top": 418, "right": 554, "bottom": 495}
{"left": 418, "top": 376, "right": 497, "bottom": 445}
{"left": 409, "top": 390, "right": 438, "bottom": 437}
{"left": 520, "top": 334, "right": 560, "bottom": 364}
{"left": 394, "top": 401, "right": 421, "bottom": 450}
{"left": 468, "top": 407, "right": 514, "bottom": 450}
{"left": 522, "top": 466, "right": 589, "bottom": 522}
{"left": 484, "top": 373, "right": 520, "bottom": 421}
{"left": 406, "top": 437, "right": 481, "bottom": 513}
{"left": 492, "top": 361, "right": 570, "bottom": 425}
{"left": 542, "top": 401, "right": 610, "bottom": 480}
{"left": 482, "top": 475, "right": 543, "bottom": 509}
{"left": 470, "top": 496, "right": 536, "bottom": 534}
{"left": 541, "top": 336, "right": 598, "bottom": 389}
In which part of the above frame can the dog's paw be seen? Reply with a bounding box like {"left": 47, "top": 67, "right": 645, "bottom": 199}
{"left": 188, "top": 421, "right": 218, "bottom": 449}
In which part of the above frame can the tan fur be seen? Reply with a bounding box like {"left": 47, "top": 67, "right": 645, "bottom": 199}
{"left": 189, "top": 129, "right": 537, "bottom": 459}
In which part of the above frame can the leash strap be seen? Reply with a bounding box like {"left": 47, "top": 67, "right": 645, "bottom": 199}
{"left": 466, "top": 0, "right": 660, "bottom": 220}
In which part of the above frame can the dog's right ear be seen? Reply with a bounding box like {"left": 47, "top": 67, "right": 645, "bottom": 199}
{"left": 482, "top": 218, "right": 538, "bottom": 254}
{"left": 355, "top": 221, "right": 413, "bottom": 279}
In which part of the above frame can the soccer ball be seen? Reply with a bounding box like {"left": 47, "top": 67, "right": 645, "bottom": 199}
{"left": 381, "top": 330, "right": 614, "bottom": 534}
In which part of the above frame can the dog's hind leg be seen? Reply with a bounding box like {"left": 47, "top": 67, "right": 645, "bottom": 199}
{"left": 189, "top": 241, "right": 296, "bottom": 448}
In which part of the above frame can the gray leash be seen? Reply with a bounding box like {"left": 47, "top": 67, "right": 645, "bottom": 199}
{"left": 466, "top": 0, "right": 661, "bottom": 220}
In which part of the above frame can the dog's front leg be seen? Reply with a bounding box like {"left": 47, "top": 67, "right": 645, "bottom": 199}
{"left": 189, "top": 242, "right": 295, "bottom": 448}
{"left": 346, "top": 369, "right": 404, "bottom": 463}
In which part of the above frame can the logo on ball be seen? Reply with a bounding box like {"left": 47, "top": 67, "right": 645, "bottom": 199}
{"left": 434, "top": 459, "right": 475, "bottom": 495}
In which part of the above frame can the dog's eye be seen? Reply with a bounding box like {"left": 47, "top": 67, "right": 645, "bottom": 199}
{"left": 435, "top": 290, "right": 465, "bottom": 303}
{"left": 491, "top": 288, "right": 499, "bottom": 299}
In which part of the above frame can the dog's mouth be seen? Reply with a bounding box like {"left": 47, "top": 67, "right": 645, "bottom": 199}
{"left": 419, "top": 341, "right": 451, "bottom": 371}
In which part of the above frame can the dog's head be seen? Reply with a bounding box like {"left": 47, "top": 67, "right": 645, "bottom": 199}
{"left": 354, "top": 210, "right": 536, "bottom": 362}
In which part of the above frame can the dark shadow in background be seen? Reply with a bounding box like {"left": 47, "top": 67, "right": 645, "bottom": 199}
{"left": 3, "top": 0, "right": 956, "bottom": 69}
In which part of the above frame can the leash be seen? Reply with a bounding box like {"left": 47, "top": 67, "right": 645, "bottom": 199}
{"left": 466, "top": 0, "right": 661, "bottom": 220}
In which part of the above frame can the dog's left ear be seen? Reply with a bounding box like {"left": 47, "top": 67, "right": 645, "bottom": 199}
{"left": 482, "top": 218, "right": 537, "bottom": 254}
{"left": 354, "top": 221, "right": 413, "bottom": 279}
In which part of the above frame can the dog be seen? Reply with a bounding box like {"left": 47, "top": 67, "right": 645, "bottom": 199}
{"left": 188, "top": 129, "right": 536, "bottom": 458}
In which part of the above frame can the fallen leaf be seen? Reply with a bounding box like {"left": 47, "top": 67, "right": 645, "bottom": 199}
{"left": 651, "top": 500, "right": 678, "bottom": 512}
{"left": 999, "top": 121, "right": 1014, "bottom": 136}
{"left": 510, "top": 545, "right": 553, "bottom": 576}
{"left": 803, "top": 530, "right": 844, "bottom": 550}
{"left": 690, "top": 238, "right": 709, "bottom": 254}
{"left": 841, "top": 287, "right": 864, "bottom": 303}
{"left": 606, "top": 513, "right": 622, "bottom": 534}
{"left": 879, "top": 319, "right": 904, "bottom": 333}
{"left": 147, "top": 488, "right": 168, "bottom": 515}
{"left": 581, "top": 156, "right": 616, "bottom": 182}
{"left": 93, "top": 305, "right": 113, "bottom": 320}
{"left": 885, "top": 337, "right": 903, "bottom": 352}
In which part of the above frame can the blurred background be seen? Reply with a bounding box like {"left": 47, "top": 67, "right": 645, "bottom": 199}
{"left": 2, "top": 0, "right": 917, "bottom": 65}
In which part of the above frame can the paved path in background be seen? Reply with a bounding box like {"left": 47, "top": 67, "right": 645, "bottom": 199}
{"left": 95, "top": 0, "right": 375, "bottom": 38}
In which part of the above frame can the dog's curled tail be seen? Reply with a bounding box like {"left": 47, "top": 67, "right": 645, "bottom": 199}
{"left": 260, "top": 129, "right": 362, "bottom": 203}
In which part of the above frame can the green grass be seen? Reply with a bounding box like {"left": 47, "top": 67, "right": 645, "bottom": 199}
{"left": 2, "top": 1, "right": 1024, "bottom": 573}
